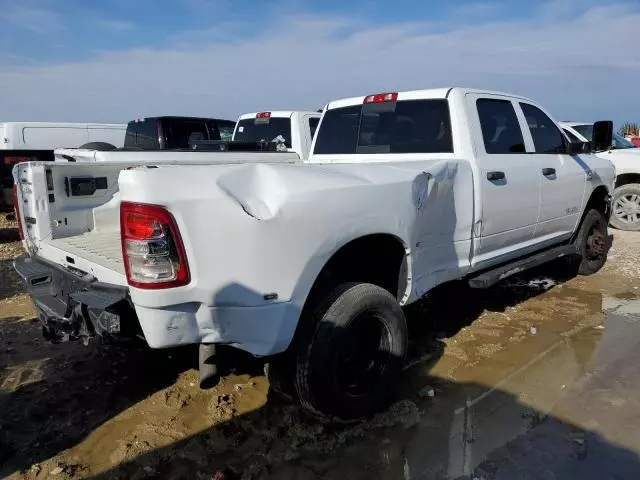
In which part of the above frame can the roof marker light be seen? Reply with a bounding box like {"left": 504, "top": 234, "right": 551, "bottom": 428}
{"left": 363, "top": 92, "right": 398, "bottom": 104}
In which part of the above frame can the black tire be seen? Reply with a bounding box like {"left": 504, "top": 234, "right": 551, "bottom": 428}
{"left": 574, "top": 209, "right": 609, "bottom": 275}
{"left": 294, "top": 283, "right": 408, "bottom": 422}
{"left": 610, "top": 184, "right": 640, "bottom": 231}
{"left": 79, "top": 142, "right": 117, "bottom": 151}
{"left": 264, "top": 353, "right": 297, "bottom": 404}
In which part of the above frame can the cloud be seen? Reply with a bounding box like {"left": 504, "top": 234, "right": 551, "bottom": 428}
{"left": 0, "top": 5, "right": 64, "bottom": 33}
{"left": 0, "top": 3, "right": 638, "bottom": 124}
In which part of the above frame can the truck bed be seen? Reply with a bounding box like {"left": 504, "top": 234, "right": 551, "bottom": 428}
{"left": 44, "top": 231, "right": 125, "bottom": 276}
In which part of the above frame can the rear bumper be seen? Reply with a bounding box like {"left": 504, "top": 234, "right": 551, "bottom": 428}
{"left": 135, "top": 301, "right": 298, "bottom": 356}
{"left": 13, "top": 254, "right": 133, "bottom": 341}
{"left": 14, "top": 254, "right": 298, "bottom": 355}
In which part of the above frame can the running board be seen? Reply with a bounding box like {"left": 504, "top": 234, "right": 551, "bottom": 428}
{"left": 468, "top": 244, "right": 576, "bottom": 289}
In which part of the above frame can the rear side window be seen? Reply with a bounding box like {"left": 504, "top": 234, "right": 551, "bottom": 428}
{"left": 166, "top": 120, "right": 212, "bottom": 149}
{"left": 216, "top": 120, "right": 236, "bottom": 141}
{"left": 309, "top": 117, "right": 320, "bottom": 139}
{"left": 520, "top": 103, "right": 565, "bottom": 154}
{"left": 234, "top": 117, "right": 292, "bottom": 148}
{"left": 314, "top": 99, "right": 453, "bottom": 155}
{"left": 476, "top": 99, "right": 525, "bottom": 154}
{"left": 125, "top": 120, "right": 159, "bottom": 149}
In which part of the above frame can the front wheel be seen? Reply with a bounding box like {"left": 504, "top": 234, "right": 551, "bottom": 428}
{"left": 294, "top": 283, "right": 408, "bottom": 422}
{"left": 610, "top": 184, "right": 640, "bottom": 231}
{"left": 574, "top": 209, "right": 609, "bottom": 275}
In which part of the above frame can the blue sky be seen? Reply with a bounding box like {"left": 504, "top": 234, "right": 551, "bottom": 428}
{"left": 0, "top": 0, "right": 639, "bottom": 125}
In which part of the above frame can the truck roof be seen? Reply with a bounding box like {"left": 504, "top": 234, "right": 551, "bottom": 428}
{"left": 0, "top": 122, "right": 124, "bottom": 127}
{"left": 237, "top": 111, "right": 321, "bottom": 120}
{"left": 326, "top": 87, "right": 537, "bottom": 110}
{"left": 129, "top": 116, "right": 233, "bottom": 123}
{"left": 559, "top": 121, "right": 589, "bottom": 128}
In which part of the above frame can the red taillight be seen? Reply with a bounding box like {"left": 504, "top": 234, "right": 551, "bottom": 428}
{"left": 12, "top": 185, "right": 24, "bottom": 240}
{"left": 363, "top": 92, "right": 398, "bottom": 104}
{"left": 120, "top": 202, "right": 190, "bottom": 289}
{"left": 256, "top": 112, "right": 271, "bottom": 119}
{"left": 4, "top": 156, "right": 28, "bottom": 165}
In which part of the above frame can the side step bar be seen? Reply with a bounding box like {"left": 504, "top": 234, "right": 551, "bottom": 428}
{"left": 468, "top": 244, "right": 576, "bottom": 289}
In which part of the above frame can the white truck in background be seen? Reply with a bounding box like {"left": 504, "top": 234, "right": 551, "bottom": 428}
{"left": 54, "top": 111, "right": 321, "bottom": 163}
{"left": 0, "top": 122, "right": 125, "bottom": 206}
{"left": 13, "top": 88, "right": 614, "bottom": 421}
{"left": 560, "top": 121, "right": 640, "bottom": 231}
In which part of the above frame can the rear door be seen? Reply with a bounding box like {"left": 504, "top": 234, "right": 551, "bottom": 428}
{"left": 466, "top": 94, "right": 541, "bottom": 265}
{"left": 518, "top": 102, "right": 587, "bottom": 239}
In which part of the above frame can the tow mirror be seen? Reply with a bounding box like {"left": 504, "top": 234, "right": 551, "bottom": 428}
{"left": 592, "top": 120, "right": 613, "bottom": 152}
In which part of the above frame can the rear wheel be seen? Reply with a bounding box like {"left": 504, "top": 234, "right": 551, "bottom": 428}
{"left": 574, "top": 209, "right": 609, "bottom": 275}
{"left": 294, "top": 283, "right": 407, "bottom": 422}
{"left": 610, "top": 184, "right": 640, "bottom": 231}
{"left": 79, "top": 141, "right": 116, "bottom": 151}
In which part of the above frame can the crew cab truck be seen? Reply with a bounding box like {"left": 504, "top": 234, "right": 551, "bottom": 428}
{"left": 13, "top": 88, "right": 614, "bottom": 421}
{"left": 53, "top": 111, "right": 321, "bottom": 163}
{"left": 561, "top": 121, "right": 640, "bottom": 231}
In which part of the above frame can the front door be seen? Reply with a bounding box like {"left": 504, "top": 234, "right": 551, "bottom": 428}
{"left": 518, "top": 102, "right": 587, "bottom": 240}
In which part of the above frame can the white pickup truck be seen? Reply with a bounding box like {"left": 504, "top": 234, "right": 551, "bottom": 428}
{"left": 13, "top": 88, "right": 614, "bottom": 421}
{"left": 53, "top": 111, "right": 321, "bottom": 163}
{"left": 560, "top": 121, "right": 640, "bottom": 231}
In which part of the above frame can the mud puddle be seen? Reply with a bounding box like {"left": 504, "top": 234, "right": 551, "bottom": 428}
{"left": 2, "top": 224, "right": 640, "bottom": 479}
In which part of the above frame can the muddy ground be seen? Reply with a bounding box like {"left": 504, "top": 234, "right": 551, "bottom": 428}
{"left": 2, "top": 212, "right": 640, "bottom": 479}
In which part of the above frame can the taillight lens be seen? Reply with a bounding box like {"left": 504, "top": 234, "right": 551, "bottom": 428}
{"left": 120, "top": 202, "right": 190, "bottom": 289}
{"left": 363, "top": 92, "right": 398, "bottom": 104}
{"left": 12, "top": 185, "right": 24, "bottom": 241}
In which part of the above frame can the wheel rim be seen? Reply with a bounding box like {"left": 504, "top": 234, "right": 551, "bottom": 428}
{"left": 585, "top": 220, "right": 606, "bottom": 260}
{"left": 613, "top": 193, "right": 640, "bottom": 224}
{"left": 334, "top": 312, "right": 393, "bottom": 398}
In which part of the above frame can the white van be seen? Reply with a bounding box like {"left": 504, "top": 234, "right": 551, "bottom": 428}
{"left": 1, "top": 122, "right": 126, "bottom": 205}
{"left": 0, "top": 122, "right": 126, "bottom": 150}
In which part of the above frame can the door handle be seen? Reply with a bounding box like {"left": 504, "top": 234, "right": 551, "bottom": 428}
{"left": 486, "top": 171, "right": 505, "bottom": 181}
{"left": 542, "top": 168, "right": 556, "bottom": 176}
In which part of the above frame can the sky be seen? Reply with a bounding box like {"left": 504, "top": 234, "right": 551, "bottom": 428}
{"left": 0, "top": 0, "right": 638, "bottom": 126}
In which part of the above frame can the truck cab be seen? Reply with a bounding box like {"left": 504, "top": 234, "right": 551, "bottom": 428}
{"left": 124, "top": 116, "right": 236, "bottom": 150}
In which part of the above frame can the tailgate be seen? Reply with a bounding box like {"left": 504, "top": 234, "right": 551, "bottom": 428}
{"left": 13, "top": 161, "right": 127, "bottom": 285}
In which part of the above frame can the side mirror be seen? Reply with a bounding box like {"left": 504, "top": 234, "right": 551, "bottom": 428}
{"left": 567, "top": 141, "right": 591, "bottom": 155}
{"left": 592, "top": 120, "right": 613, "bottom": 152}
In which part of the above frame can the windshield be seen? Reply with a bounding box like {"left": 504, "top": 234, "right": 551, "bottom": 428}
{"left": 233, "top": 117, "right": 292, "bottom": 148}
{"left": 573, "top": 124, "right": 636, "bottom": 150}
{"left": 313, "top": 99, "right": 453, "bottom": 155}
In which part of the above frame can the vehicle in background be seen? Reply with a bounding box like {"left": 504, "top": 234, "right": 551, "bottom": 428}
{"left": 233, "top": 111, "right": 321, "bottom": 155}
{"left": 0, "top": 122, "right": 125, "bottom": 206}
{"left": 625, "top": 135, "right": 640, "bottom": 147}
{"left": 54, "top": 111, "right": 321, "bottom": 162}
{"left": 561, "top": 121, "right": 640, "bottom": 231}
{"left": 13, "top": 89, "right": 613, "bottom": 421}
{"left": 121, "top": 116, "right": 236, "bottom": 151}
